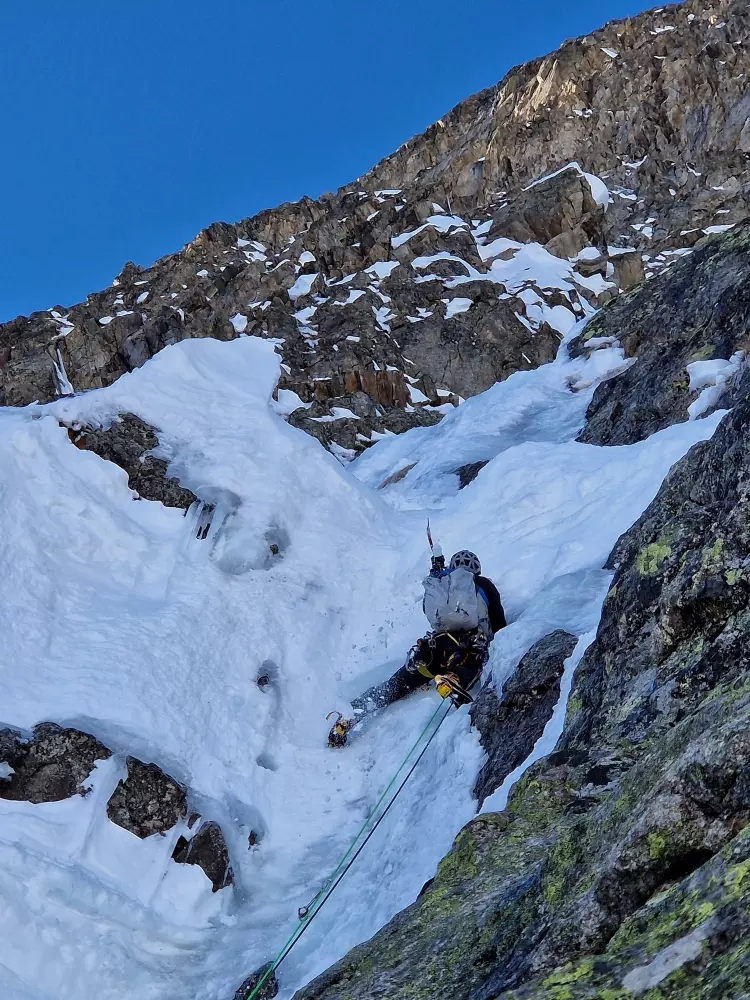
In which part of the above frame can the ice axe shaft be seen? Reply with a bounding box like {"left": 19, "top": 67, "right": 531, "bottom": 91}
{"left": 427, "top": 520, "right": 444, "bottom": 573}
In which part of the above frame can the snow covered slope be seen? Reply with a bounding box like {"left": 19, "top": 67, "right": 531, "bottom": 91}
{"left": 0, "top": 328, "right": 725, "bottom": 999}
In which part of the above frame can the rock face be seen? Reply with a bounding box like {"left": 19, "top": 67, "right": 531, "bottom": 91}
{"left": 456, "top": 461, "right": 489, "bottom": 489}
{"left": 571, "top": 223, "right": 750, "bottom": 446}
{"left": 0, "top": 724, "right": 234, "bottom": 891}
{"left": 5, "top": 0, "right": 750, "bottom": 460}
{"left": 357, "top": 0, "right": 750, "bottom": 236}
{"left": 233, "top": 964, "right": 279, "bottom": 1000}
{"left": 471, "top": 631, "right": 578, "bottom": 808}
{"left": 0, "top": 723, "right": 110, "bottom": 803}
{"left": 66, "top": 413, "right": 199, "bottom": 509}
{"left": 172, "top": 821, "right": 233, "bottom": 892}
{"left": 106, "top": 757, "right": 188, "bottom": 838}
{"left": 293, "top": 363, "right": 750, "bottom": 1000}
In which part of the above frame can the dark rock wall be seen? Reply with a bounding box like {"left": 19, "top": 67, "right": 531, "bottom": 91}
{"left": 571, "top": 224, "right": 750, "bottom": 446}
{"left": 471, "top": 631, "right": 578, "bottom": 807}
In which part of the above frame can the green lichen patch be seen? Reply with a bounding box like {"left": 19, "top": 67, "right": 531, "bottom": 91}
{"left": 637, "top": 542, "right": 672, "bottom": 577}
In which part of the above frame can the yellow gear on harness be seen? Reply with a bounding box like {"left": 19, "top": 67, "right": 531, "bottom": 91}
{"left": 433, "top": 671, "right": 475, "bottom": 706}
{"left": 434, "top": 674, "right": 456, "bottom": 699}
{"left": 326, "top": 712, "right": 354, "bottom": 748}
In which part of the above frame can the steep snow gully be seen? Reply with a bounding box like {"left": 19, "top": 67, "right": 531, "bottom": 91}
{"left": 0, "top": 330, "right": 726, "bottom": 1000}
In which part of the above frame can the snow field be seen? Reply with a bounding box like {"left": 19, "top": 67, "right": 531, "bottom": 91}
{"left": 0, "top": 332, "right": 727, "bottom": 999}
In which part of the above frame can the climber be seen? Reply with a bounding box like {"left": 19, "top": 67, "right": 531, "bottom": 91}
{"left": 328, "top": 550, "right": 505, "bottom": 747}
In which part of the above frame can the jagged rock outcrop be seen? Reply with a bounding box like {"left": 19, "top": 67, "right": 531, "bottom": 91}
{"left": 65, "top": 413, "right": 199, "bottom": 509}
{"left": 106, "top": 757, "right": 188, "bottom": 838}
{"left": 471, "top": 631, "right": 578, "bottom": 808}
{"left": 0, "top": 723, "right": 110, "bottom": 803}
{"left": 233, "top": 964, "right": 279, "bottom": 1000}
{"left": 5, "top": 0, "right": 749, "bottom": 461}
{"left": 0, "top": 723, "right": 234, "bottom": 892}
{"left": 172, "top": 821, "right": 233, "bottom": 892}
{"left": 293, "top": 328, "right": 750, "bottom": 1000}
{"left": 572, "top": 223, "right": 750, "bottom": 446}
{"left": 357, "top": 0, "right": 750, "bottom": 232}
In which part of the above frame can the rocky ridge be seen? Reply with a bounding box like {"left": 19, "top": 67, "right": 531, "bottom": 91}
{"left": 3, "top": 0, "right": 749, "bottom": 465}
{"left": 471, "top": 631, "right": 578, "bottom": 809}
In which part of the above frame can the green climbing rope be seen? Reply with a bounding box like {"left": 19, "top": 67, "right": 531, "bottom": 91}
{"left": 246, "top": 699, "right": 453, "bottom": 1000}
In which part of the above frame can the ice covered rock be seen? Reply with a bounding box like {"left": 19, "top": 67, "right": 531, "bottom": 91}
{"left": 0, "top": 726, "right": 27, "bottom": 777}
{"left": 66, "top": 412, "right": 199, "bottom": 510}
{"left": 172, "top": 821, "right": 233, "bottom": 892}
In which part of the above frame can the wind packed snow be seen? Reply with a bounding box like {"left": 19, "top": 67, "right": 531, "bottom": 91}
{"left": 0, "top": 326, "right": 727, "bottom": 999}
{"left": 443, "top": 297, "right": 473, "bottom": 319}
{"left": 687, "top": 352, "right": 744, "bottom": 419}
{"left": 271, "top": 388, "right": 311, "bottom": 416}
{"left": 230, "top": 313, "right": 248, "bottom": 333}
{"left": 392, "top": 214, "right": 468, "bottom": 249}
{"left": 365, "top": 260, "right": 400, "bottom": 280}
{"left": 288, "top": 273, "right": 318, "bottom": 301}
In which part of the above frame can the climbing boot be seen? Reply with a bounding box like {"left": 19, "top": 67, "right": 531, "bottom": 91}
{"left": 327, "top": 712, "right": 354, "bottom": 748}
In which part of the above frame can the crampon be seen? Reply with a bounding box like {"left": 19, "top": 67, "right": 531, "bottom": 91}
{"left": 326, "top": 712, "right": 355, "bottom": 748}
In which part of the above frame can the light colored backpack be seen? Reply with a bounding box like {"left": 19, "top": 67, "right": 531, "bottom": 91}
{"left": 422, "top": 567, "right": 480, "bottom": 633}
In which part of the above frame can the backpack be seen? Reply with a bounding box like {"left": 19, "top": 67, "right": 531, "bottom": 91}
{"left": 422, "top": 567, "right": 480, "bottom": 633}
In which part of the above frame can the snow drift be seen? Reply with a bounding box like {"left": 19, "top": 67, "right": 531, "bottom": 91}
{"left": 0, "top": 333, "right": 724, "bottom": 999}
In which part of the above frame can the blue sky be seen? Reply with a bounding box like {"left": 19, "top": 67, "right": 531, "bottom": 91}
{"left": 0, "top": 0, "right": 658, "bottom": 322}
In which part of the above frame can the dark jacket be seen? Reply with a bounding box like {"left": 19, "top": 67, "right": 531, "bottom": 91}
{"left": 476, "top": 576, "right": 506, "bottom": 636}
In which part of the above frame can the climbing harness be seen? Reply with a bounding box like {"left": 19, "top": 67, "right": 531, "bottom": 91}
{"left": 246, "top": 698, "right": 453, "bottom": 1000}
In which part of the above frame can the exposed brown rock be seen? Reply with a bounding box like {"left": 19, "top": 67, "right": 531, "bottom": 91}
{"left": 0, "top": 723, "right": 111, "bottom": 804}
{"left": 66, "top": 413, "right": 199, "bottom": 509}
{"left": 172, "top": 821, "right": 233, "bottom": 892}
{"left": 106, "top": 757, "right": 187, "bottom": 838}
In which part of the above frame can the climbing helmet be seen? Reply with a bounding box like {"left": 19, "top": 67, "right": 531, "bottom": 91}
{"left": 450, "top": 550, "right": 481, "bottom": 576}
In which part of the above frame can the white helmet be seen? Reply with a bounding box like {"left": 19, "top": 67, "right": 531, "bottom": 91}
{"left": 450, "top": 550, "right": 481, "bottom": 575}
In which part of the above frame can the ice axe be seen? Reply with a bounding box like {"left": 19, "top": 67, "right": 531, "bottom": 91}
{"left": 427, "top": 519, "right": 445, "bottom": 575}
